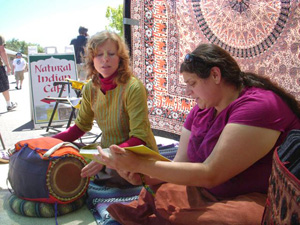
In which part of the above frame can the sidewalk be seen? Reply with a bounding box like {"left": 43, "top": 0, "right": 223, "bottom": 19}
{"left": 0, "top": 72, "right": 51, "bottom": 149}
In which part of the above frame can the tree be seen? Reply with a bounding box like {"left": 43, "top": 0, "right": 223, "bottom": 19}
{"left": 6, "top": 38, "right": 44, "bottom": 55}
{"left": 105, "top": 4, "right": 124, "bottom": 37}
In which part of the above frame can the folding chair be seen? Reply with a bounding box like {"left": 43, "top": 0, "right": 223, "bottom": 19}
{"left": 92, "top": 133, "right": 102, "bottom": 143}
{"left": 45, "top": 79, "right": 102, "bottom": 144}
{"left": 45, "top": 80, "right": 84, "bottom": 132}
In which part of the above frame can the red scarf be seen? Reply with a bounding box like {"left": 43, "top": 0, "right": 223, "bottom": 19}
{"left": 99, "top": 71, "right": 118, "bottom": 94}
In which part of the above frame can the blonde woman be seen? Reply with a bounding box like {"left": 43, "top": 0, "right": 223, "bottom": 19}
{"left": 53, "top": 30, "right": 157, "bottom": 185}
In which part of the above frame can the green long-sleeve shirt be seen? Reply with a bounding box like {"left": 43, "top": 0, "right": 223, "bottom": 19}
{"left": 75, "top": 76, "right": 158, "bottom": 152}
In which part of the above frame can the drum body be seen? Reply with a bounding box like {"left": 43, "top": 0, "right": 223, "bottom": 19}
{"left": 8, "top": 137, "right": 89, "bottom": 204}
{"left": 47, "top": 154, "right": 88, "bottom": 202}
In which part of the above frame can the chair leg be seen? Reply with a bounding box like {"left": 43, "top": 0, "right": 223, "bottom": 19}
{"left": 46, "top": 101, "right": 59, "bottom": 132}
{"left": 66, "top": 107, "right": 76, "bottom": 128}
{"left": 0, "top": 132, "right": 5, "bottom": 150}
{"left": 92, "top": 133, "right": 102, "bottom": 143}
{"left": 66, "top": 88, "right": 81, "bottom": 128}
{"left": 46, "top": 84, "right": 66, "bottom": 132}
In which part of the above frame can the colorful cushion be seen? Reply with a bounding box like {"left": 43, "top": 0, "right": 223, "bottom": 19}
{"left": 8, "top": 194, "right": 86, "bottom": 217}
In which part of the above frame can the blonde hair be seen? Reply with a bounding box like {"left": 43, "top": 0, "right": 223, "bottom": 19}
{"left": 84, "top": 30, "right": 132, "bottom": 87}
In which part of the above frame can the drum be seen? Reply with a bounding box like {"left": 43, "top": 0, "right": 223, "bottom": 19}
{"left": 8, "top": 137, "right": 89, "bottom": 204}
{"left": 47, "top": 154, "right": 88, "bottom": 202}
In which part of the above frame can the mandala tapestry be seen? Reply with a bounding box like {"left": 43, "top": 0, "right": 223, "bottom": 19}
{"left": 130, "top": 0, "right": 300, "bottom": 135}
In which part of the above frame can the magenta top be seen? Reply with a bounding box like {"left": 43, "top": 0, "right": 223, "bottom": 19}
{"left": 184, "top": 87, "right": 300, "bottom": 198}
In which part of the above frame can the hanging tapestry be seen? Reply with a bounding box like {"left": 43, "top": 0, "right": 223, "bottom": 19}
{"left": 130, "top": 0, "right": 300, "bottom": 135}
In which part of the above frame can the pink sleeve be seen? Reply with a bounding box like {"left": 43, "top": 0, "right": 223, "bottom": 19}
{"left": 118, "top": 136, "right": 146, "bottom": 148}
{"left": 52, "top": 124, "right": 85, "bottom": 142}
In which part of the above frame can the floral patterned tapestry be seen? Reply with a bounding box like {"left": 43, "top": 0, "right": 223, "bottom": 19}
{"left": 130, "top": 0, "right": 300, "bottom": 135}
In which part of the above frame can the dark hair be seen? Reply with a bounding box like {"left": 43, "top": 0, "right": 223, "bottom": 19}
{"left": 79, "top": 26, "right": 88, "bottom": 35}
{"left": 180, "top": 43, "right": 300, "bottom": 118}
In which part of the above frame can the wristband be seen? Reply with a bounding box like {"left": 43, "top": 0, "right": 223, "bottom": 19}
{"left": 139, "top": 174, "right": 156, "bottom": 197}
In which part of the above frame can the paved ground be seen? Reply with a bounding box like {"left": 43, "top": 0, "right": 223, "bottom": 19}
{"left": 0, "top": 73, "right": 49, "bottom": 149}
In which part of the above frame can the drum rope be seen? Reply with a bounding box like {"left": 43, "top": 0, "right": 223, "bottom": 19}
{"left": 54, "top": 202, "right": 58, "bottom": 225}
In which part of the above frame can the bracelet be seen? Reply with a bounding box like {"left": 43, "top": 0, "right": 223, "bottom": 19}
{"left": 139, "top": 174, "right": 156, "bottom": 197}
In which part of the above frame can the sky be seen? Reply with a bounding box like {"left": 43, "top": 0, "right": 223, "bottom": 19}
{"left": 0, "top": 0, "right": 123, "bottom": 52}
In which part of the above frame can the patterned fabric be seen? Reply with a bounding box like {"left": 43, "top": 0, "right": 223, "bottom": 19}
{"left": 86, "top": 143, "right": 178, "bottom": 225}
{"left": 130, "top": 0, "right": 300, "bottom": 135}
{"left": 262, "top": 130, "right": 300, "bottom": 225}
{"left": 8, "top": 194, "right": 86, "bottom": 217}
{"left": 87, "top": 182, "right": 142, "bottom": 225}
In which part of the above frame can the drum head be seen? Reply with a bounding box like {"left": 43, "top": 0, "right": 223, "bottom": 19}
{"left": 47, "top": 155, "right": 89, "bottom": 202}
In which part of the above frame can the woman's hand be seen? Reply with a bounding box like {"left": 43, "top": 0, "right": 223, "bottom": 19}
{"left": 117, "top": 170, "right": 142, "bottom": 185}
{"left": 81, "top": 160, "right": 104, "bottom": 178}
{"left": 97, "top": 144, "right": 142, "bottom": 173}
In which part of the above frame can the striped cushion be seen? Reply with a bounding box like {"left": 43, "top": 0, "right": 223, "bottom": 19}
{"left": 8, "top": 194, "right": 86, "bottom": 217}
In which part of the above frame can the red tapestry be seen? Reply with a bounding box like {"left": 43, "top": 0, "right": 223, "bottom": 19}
{"left": 130, "top": 0, "right": 300, "bottom": 135}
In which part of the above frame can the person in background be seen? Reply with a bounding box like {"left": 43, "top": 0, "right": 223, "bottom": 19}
{"left": 0, "top": 34, "right": 17, "bottom": 112}
{"left": 70, "top": 26, "right": 89, "bottom": 81}
{"left": 0, "top": 34, "right": 17, "bottom": 163}
{"left": 53, "top": 30, "right": 158, "bottom": 186}
{"left": 97, "top": 43, "right": 300, "bottom": 224}
{"left": 12, "top": 52, "right": 27, "bottom": 90}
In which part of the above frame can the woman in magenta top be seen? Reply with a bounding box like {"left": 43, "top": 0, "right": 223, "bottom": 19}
{"left": 94, "top": 43, "right": 300, "bottom": 224}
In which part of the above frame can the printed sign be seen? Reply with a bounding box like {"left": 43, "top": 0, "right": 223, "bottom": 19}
{"left": 29, "top": 54, "right": 78, "bottom": 128}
